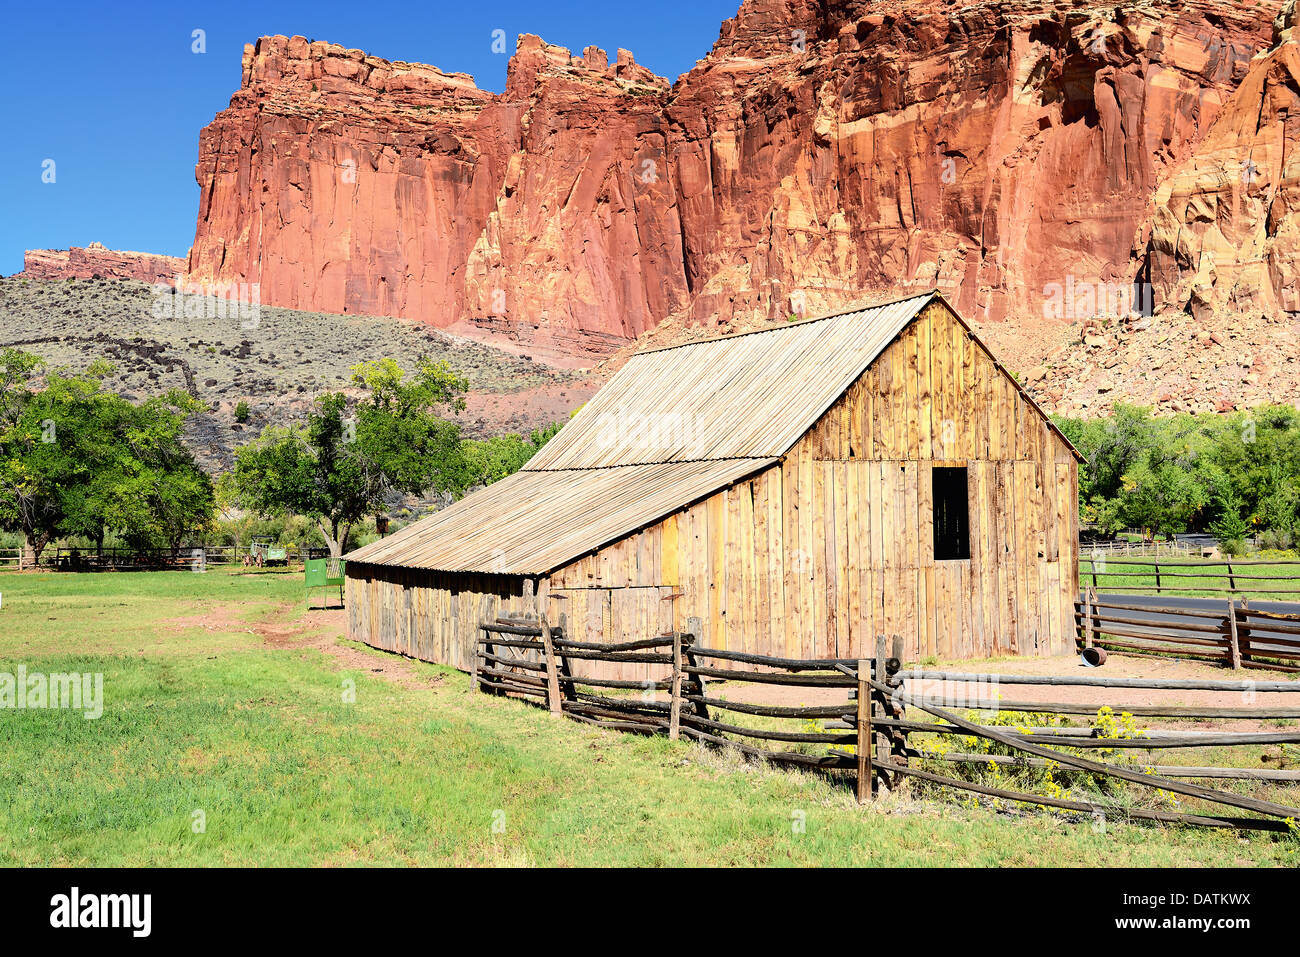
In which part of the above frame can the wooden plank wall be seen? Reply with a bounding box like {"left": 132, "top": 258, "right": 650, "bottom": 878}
{"left": 345, "top": 565, "right": 536, "bottom": 673}
{"left": 347, "top": 300, "right": 1080, "bottom": 673}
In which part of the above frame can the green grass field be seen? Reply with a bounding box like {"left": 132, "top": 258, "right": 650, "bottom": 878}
{"left": 1079, "top": 556, "right": 1300, "bottom": 598}
{"left": 1, "top": 568, "right": 1297, "bottom": 866}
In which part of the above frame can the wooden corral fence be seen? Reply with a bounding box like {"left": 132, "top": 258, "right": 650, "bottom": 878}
{"left": 1, "top": 545, "right": 305, "bottom": 571}
{"left": 477, "top": 615, "right": 1300, "bottom": 832}
{"left": 1080, "top": 556, "right": 1300, "bottom": 596}
{"left": 1077, "top": 591, "right": 1300, "bottom": 673}
{"left": 1081, "top": 538, "right": 1200, "bottom": 557}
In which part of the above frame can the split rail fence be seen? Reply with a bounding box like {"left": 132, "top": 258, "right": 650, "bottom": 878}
{"left": 1080, "top": 556, "right": 1300, "bottom": 596}
{"left": 1077, "top": 590, "right": 1300, "bottom": 673}
{"left": 478, "top": 615, "right": 1300, "bottom": 832}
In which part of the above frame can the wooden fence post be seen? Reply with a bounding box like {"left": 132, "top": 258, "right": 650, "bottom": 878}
{"left": 554, "top": 612, "right": 578, "bottom": 704}
{"left": 476, "top": 594, "right": 495, "bottom": 695}
{"left": 669, "top": 631, "right": 683, "bottom": 741}
{"left": 1153, "top": 560, "right": 1161, "bottom": 594}
{"left": 856, "top": 658, "right": 872, "bottom": 803}
{"left": 1227, "top": 599, "right": 1242, "bottom": 671}
{"left": 1239, "top": 599, "right": 1252, "bottom": 665}
{"left": 1083, "top": 589, "right": 1095, "bottom": 649}
{"left": 874, "top": 635, "right": 889, "bottom": 794}
{"left": 888, "top": 635, "right": 906, "bottom": 788}
{"left": 1227, "top": 559, "right": 1237, "bottom": 593}
{"left": 539, "top": 614, "right": 563, "bottom": 716}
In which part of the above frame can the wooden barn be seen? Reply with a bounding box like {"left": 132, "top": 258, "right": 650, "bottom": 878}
{"left": 344, "top": 289, "right": 1082, "bottom": 676}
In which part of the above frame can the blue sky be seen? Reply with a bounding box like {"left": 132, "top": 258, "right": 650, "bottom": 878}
{"left": 0, "top": 0, "right": 740, "bottom": 276}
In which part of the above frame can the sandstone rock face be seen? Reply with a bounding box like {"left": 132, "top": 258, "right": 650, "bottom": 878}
{"left": 19, "top": 243, "right": 186, "bottom": 284}
{"left": 189, "top": 2, "right": 1292, "bottom": 362}
{"left": 1141, "top": 4, "right": 1300, "bottom": 319}
{"left": 189, "top": 34, "right": 684, "bottom": 362}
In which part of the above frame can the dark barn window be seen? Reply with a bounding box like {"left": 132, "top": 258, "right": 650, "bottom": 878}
{"left": 932, "top": 466, "right": 970, "bottom": 561}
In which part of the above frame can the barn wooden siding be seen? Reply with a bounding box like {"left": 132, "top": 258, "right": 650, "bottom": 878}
{"left": 344, "top": 566, "right": 536, "bottom": 673}
{"left": 342, "top": 565, "right": 676, "bottom": 679}
{"left": 546, "top": 301, "right": 1078, "bottom": 670}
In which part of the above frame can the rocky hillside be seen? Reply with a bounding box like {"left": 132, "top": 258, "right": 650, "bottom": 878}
{"left": 0, "top": 277, "right": 594, "bottom": 471}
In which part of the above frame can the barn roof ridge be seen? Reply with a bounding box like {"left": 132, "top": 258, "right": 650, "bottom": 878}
{"left": 523, "top": 454, "right": 777, "bottom": 472}
{"left": 634, "top": 288, "right": 939, "bottom": 357}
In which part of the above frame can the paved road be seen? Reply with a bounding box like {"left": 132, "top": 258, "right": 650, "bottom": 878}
{"left": 1090, "top": 593, "right": 1300, "bottom": 654}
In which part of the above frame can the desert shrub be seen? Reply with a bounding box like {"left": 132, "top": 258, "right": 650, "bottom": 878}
{"left": 1258, "top": 528, "right": 1294, "bottom": 551}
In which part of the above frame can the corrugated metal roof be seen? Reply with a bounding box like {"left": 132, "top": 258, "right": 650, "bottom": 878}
{"left": 344, "top": 457, "right": 777, "bottom": 573}
{"left": 525, "top": 291, "right": 937, "bottom": 470}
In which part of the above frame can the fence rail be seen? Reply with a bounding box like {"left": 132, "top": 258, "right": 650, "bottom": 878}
{"left": 475, "top": 614, "right": 1300, "bottom": 832}
{"left": 1078, "top": 590, "right": 1300, "bottom": 672}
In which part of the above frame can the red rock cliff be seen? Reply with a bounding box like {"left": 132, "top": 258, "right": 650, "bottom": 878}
{"left": 20, "top": 243, "right": 186, "bottom": 284}
{"left": 188, "top": 1, "right": 1290, "bottom": 357}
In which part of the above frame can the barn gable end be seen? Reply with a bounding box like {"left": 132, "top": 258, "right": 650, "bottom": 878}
{"left": 546, "top": 298, "right": 1078, "bottom": 664}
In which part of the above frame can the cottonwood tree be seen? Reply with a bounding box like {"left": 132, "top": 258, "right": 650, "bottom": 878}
{"left": 231, "top": 358, "right": 468, "bottom": 559}
{"left": 0, "top": 349, "right": 214, "bottom": 567}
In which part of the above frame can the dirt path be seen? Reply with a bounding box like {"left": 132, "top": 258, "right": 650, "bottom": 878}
{"left": 165, "top": 604, "right": 445, "bottom": 690}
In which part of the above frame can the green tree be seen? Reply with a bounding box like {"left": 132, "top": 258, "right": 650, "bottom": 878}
{"left": 456, "top": 422, "right": 562, "bottom": 492}
{"left": 1209, "top": 488, "right": 1250, "bottom": 548}
{"left": 231, "top": 358, "right": 468, "bottom": 558}
{"left": 1057, "top": 403, "right": 1300, "bottom": 544}
{"left": 0, "top": 349, "right": 214, "bottom": 566}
